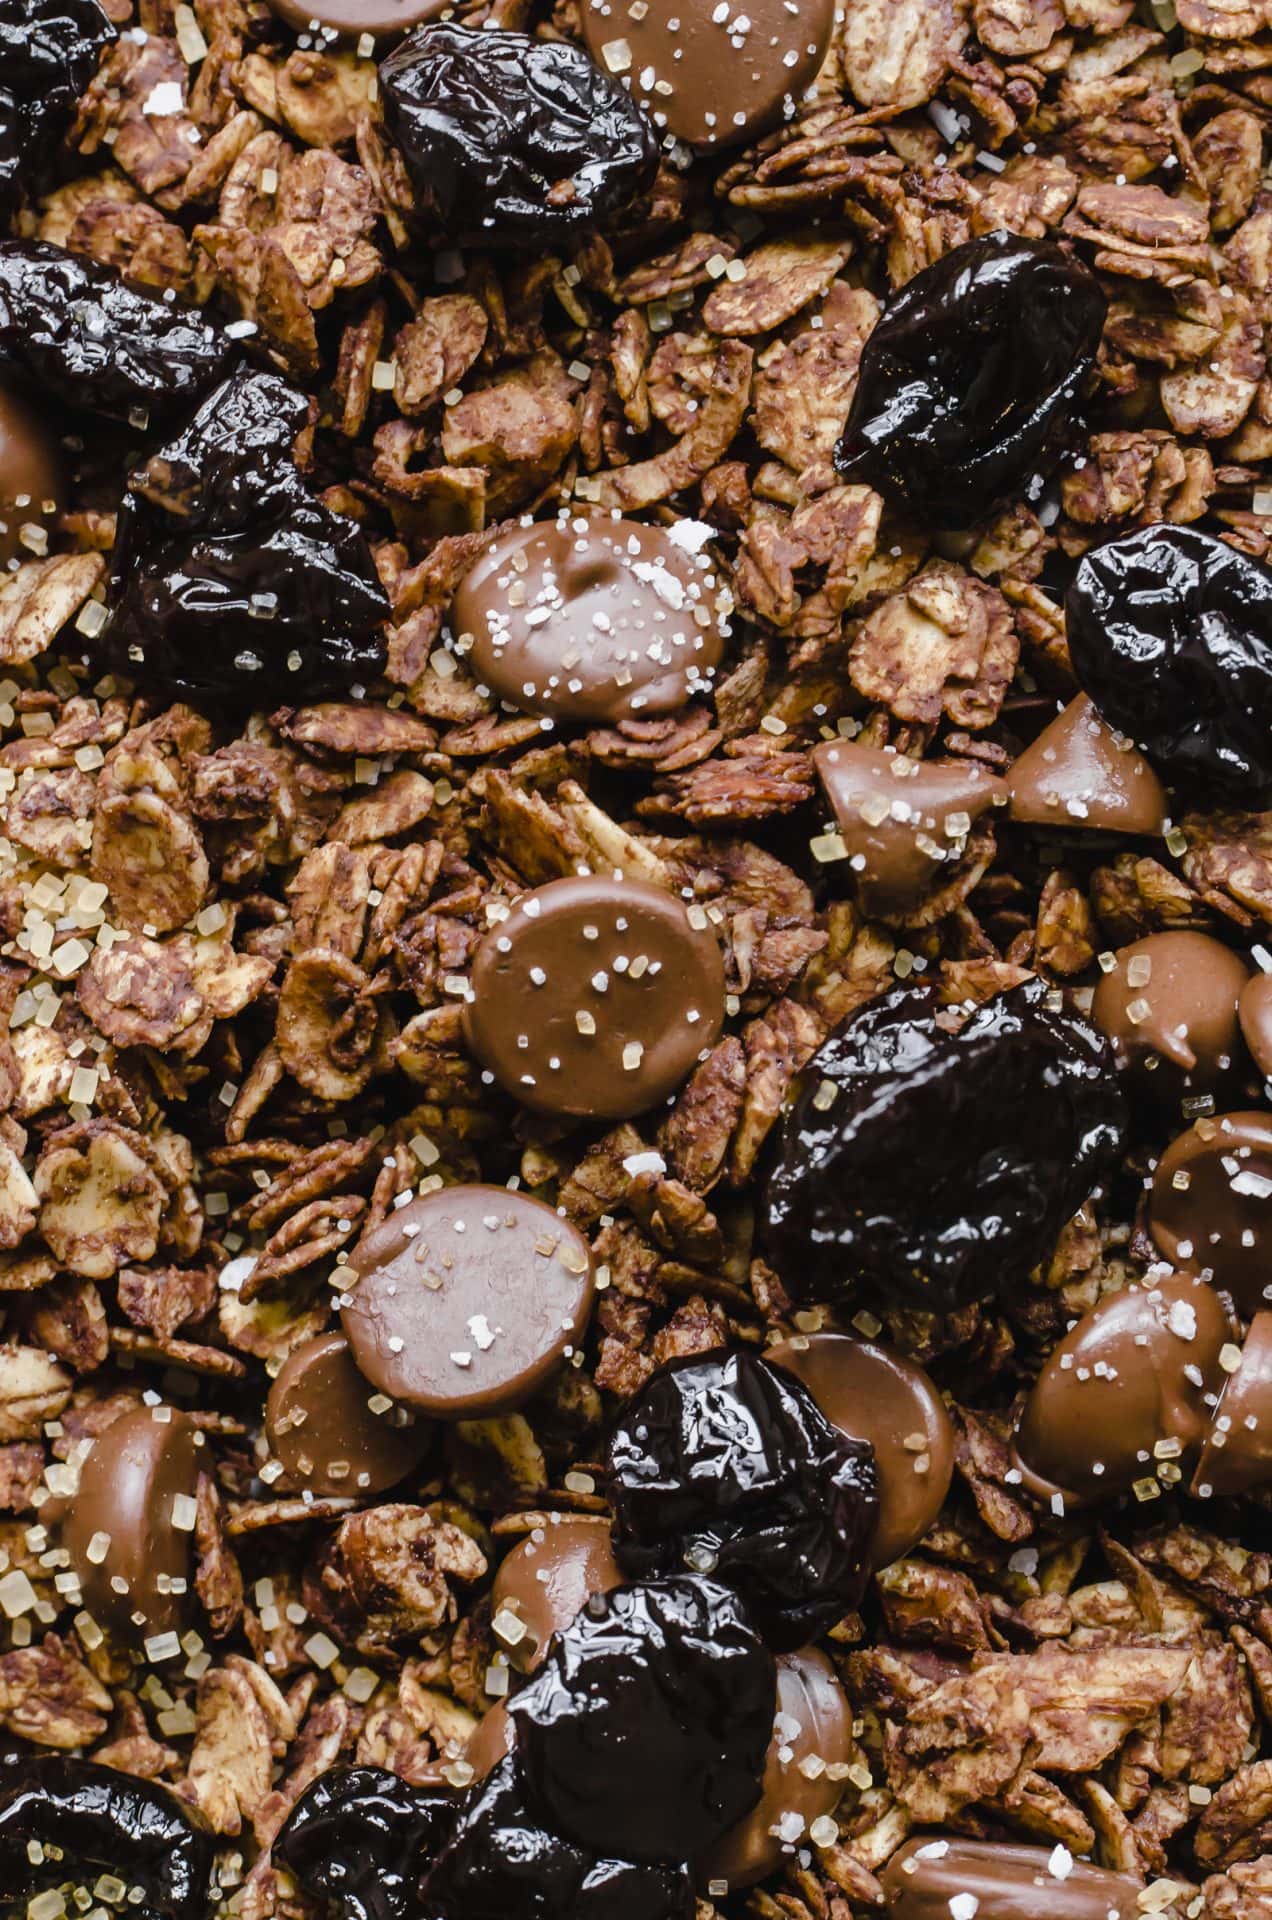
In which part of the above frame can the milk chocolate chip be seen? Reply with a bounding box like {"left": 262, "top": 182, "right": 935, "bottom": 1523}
{"left": 266, "top": 1331, "right": 432, "bottom": 1497}
{"left": 1013, "top": 1271, "right": 1229, "bottom": 1507}
{"left": 766, "top": 1333, "right": 953, "bottom": 1569}
{"left": 580, "top": 0, "right": 835, "bottom": 151}
{"left": 464, "top": 876, "right": 725, "bottom": 1121}
{"left": 1006, "top": 694, "right": 1168, "bottom": 835}
{"left": 466, "top": 1699, "right": 515, "bottom": 1782}
{"left": 57, "top": 1406, "right": 200, "bottom": 1641}
{"left": 491, "top": 1518, "right": 623, "bottom": 1673}
{"left": 1239, "top": 972, "right": 1272, "bottom": 1081}
{"left": 1092, "top": 932, "right": 1249, "bottom": 1103}
{"left": 812, "top": 742, "right": 1005, "bottom": 924}
{"left": 267, "top": 0, "right": 448, "bottom": 39}
{"left": 452, "top": 516, "right": 725, "bottom": 725}
{"left": 0, "top": 383, "right": 61, "bottom": 570}
{"left": 341, "top": 1183, "right": 595, "bottom": 1418}
{"left": 696, "top": 1647, "right": 853, "bottom": 1892}
{"left": 881, "top": 1836, "right": 1140, "bottom": 1920}
{"left": 1193, "top": 1310, "right": 1272, "bottom": 1498}
{"left": 1149, "top": 1111, "right": 1272, "bottom": 1316}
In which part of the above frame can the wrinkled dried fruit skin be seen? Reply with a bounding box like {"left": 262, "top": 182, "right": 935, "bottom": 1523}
{"left": 379, "top": 23, "right": 659, "bottom": 245}
{"left": 0, "top": 0, "right": 113, "bottom": 219}
{"left": 1067, "top": 525, "right": 1272, "bottom": 792}
{"left": 761, "top": 979, "right": 1125, "bottom": 1313}
{"left": 107, "top": 365, "right": 388, "bottom": 702}
{"left": 0, "top": 1757, "right": 213, "bottom": 1920}
{"left": 508, "top": 1575, "right": 774, "bottom": 1864}
{"left": 0, "top": 241, "right": 234, "bottom": 425}
{"left": 835, "top": 232, "right": 1106, "bottom": 526}
{"left": 608, "top": 1351, "right": 878, "bottom": 1649}
{"left": 276, "top": 1766, "right": 454, "bottom": 1920}
{"left": 422, "top": 1753, "right": 695, "bottom": 1920}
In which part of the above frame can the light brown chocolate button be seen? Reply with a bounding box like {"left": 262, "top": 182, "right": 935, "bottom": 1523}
{"left": 813, "top": 741, "right": 1006, "bottom": 924}
{"left": 1013, "top": 1272, "right": 1229, "bottom": 1507}
{"left": 491, "top": 1517, "right": 623, "bottom": 1673}
{"left": 1193, "top": 1310, "right": 1272, "bottom": 1498}
{"left": 266, "top": 0, "right": 448, "bottom": 41}
{"left": 696, "top": 1647, "right": 853, "bottom": 1891}
{"left": 341, "top": 1183, "right": 595, "bottom": 1419}
{"left": 1006, "top": 694, "right": 1168, "bottom": 835}
{"left": 1149, "top": 1111, "right": 1272, "bottom": 1317}
{"left": 266, "top": 1331, "right": 433, "bottom": 1497}
{"left": 56, "top": 1406, "right": 200, "bottom": 1642}
{"left": 467, "top": 1699, "right": 515, "bottom": 1781}
{"left": 0, "top": 383, "right": 61, "bottom": 571}
{"left": 463, "top": 875, "right": 726, "bottom": 1121}
{"left": 580, "top": 0, "right": 834, "bottom": 151}
{"left": 1092, "top": 932, "right": 1249, "bottom": 1103}
{"left": 767, "top": 1333, "right": 953, "bottom": 1568}
{"left": 1239, "top": 972, "right": 1272, "bottom": 1081}
{"left": 452, "top": 515, "right": 726, "bottom": 726}
{"left": 881, "top": 1836, "right": 1140, "bottom": 1920}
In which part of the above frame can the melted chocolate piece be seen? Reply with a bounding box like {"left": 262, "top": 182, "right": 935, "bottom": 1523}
{"left": 1013, "top": 1272, "right": 1229, "bottom": 1506}
{"left": 267, "top": 0, "right": 449, "bottom": 39}
{"left": 275, "top": 1765, "right": 454, "bottom": 1920}
{"left": 463, "top": 875, "right": 725, "bottom": 1121}
{"left": 813, "top": 741, "right": 1005, "bottom": 923}
{"left": 1239, "top": 972, "right": 1272, "bottom": 1081}
{"left": 508, "top": 1575, "right": 775, "bottom": 1863}
{"left": 579, "top": 0, "right": 835, "bottom": 152}
{"left": 697, "top": 1646, "right": 854, "bottom": 1891}
{"left": 881, "top": 1836, "right": 1140, "bottom": 1920}
{"left": 492, "top": 1517, "right": 624, "bottom": 1672}
{"left": 1148, "top": 1111, "right": 1272, "bottom": 1316}
{"left": 1005, "top": 695, "right": 1168, "bottom": 836}
{"left": 0, "top": 384, "right": 62, "bottom": 571}
{"left": 1193, "top": 1310, "right": 1272, "bottom": 1498}
{"left": 266, "top": 1331, "right": 433, "bottom": 1496}
{"left": 1092, "top": 932, "right": 1250, "bottom": 1104}
{"left": 453, "top": 515, "right": 726, "bottom": 725}
{"left": 341, "top": 1184, "right": 594, "bottom": 1418}
{"left": 766, "top": 1333, "right": 954, "bottom": 1569}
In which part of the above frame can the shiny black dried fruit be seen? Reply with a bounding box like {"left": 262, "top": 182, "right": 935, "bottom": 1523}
{"left": 0, "top": 1757, "right": 212, "bottom": 1920}
{"left": 423, "top": 1752, "right": 695, "bottom": 1920}
{"left": 508, "top": 1575, "right": 774, "bottom": 1864}
{"left": 379, "top": 23, "right": 659, "bottom": 246}
{"left": 106, "top": 365, "right": 388, "bottom": 702}
{"left": 275, "top": 1766, "right": 453, "bottom": 1920}
{"left": 0, "top": 0, "right": 113, "bottom": 219}
{"left": 1067, "top": 524, "right": 1272, "bottom": 792}
{"left": 761, "top": 978, "right": 1125, "bottom": 1313}
{"left": 835, "top": 231, "right": 1106, "bottom": 527}
{"left": 0, "top": 241, "right": 233, "bottom": 426}
{"left": 608, "top": 1351, "right": 878, "bottom": 1650}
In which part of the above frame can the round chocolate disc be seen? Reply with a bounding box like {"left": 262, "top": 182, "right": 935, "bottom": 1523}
{"left": 0, "top": 383, "right": 61, "bottom": 571}
{"left": 696, "top": 1646, "right": 853, "bottom": 1891}
{"left": 452, "top": 515, "right": 726, "bottom": 726}
{"left": 1193, "top": 1310, "right": 1272, "bottom": 1499}
{"left": 341, "top": 1183, "right": 595, "bottom": 1418}
{"left": 1149, "top": 1111, "right": 1272, "bottom": 1316}
{"left": 57, "top": 1406, "right": 201, "bottom": 1641}
{"left": 491, "top": 1517, "right": 623, "bottom": 1673}
{"left": 767, "top": 1333, "right": 954, "bottom": 1568}
{"left": 266, "top": 1331, "right": 433, "bottom": 1497}
{"left": 266, "top": 0, "right": 449, "bottom": 41}
{"left": 580, "top": 0, "right": 835, "bottom": 151}
{"left": 463, "top": 875, "right": 726, "bottom": 1121}
{"left": 1092, "top": 932, "right": 1249, "bottom": 1103}
{"left": 1239, "top": 972, "right": 1272, "bottom": 1081}
{"left": 881, "top": 1837, "right": 1140, "bottom": 1920}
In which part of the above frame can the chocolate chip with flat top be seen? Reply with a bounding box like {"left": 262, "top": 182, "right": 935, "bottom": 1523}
{"left": 1148, "top": 1110, "right": 1272, "bottom": 1316}
{"left": 881, "top": 1836, "right": 1140, "bottom": 1919}
{"left": 266, "top": 1331, "right": 432, "bottom": 1497}
{"left": 491, "top": 1518, "right": 623, "bottom": 1673}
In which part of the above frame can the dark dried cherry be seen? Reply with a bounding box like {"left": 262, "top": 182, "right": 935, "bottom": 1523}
{"left": 835, "top": 231, "right": 1106, "bottom": 526}
{"left": 0, "top": 241, "right": 233, "bottom": 425}
{"left": 0, "top": 0, "right": 113, "bottom": 219}
{"left": 379, "top": 23, "right": 659, "bottom": 246}
{"left": 760, "top": 978, "right": 1125, "bottom": 1313}
{"left": 422, "top": 1752, "right": 694, "bottom": 1920}
{"left": 1066, "top": 524, "right": 1272, "bottom": 792}
{"left": 607, "top": 1351, "right": 878, "bottom": 1650}
{"left": 507, "top": 1575, "right": 773, "bottom": 1864}
{"left": 0, "top": 1756, "right": 212, "bottom": 1920}
{"left": 106, "top": 365, "right": 388, "bottom": 702}
{"left": 275, "top": 1766, "right": 453, "bottom": 1920}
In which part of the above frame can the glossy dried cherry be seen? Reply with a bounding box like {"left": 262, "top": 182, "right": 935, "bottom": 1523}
{"left": 0, "top": 0, "right": 113, "bottom": 218}
{"left": 760, "top": 978, "right": 1125, "bottom": 1313}
{"left": 275, "top": 1766, "right": 453, "bottom": 1920}
{"left": 607, "top": 1351, "right": 878, "bottom": 1649}
{"left": 835, "top": 231, "right": 1106, "bottom": 526}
